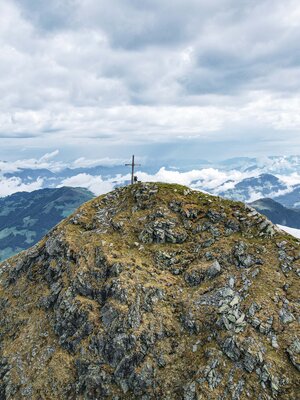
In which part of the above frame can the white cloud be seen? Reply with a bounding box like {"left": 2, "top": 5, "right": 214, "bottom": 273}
{"left": 247, "top": 188, "right": 265, "bottom": 203}
{"left": 277, "top": 172, "right": 300, "bottom": 186}
{"left": 71, "top": 157, "right": 127, "bottom": 168}
{"left": 0, "top": 152, "right": 300, "bottom": 201}
{"left": 0, "top": 165, "right": 295, "bottom": 200}
{"left": 0, "top": 176, "right": 43, "bottom": 197}
{"left": 59, "top": 173, "right": 114, "bottom": 195}
{"left": 0, "top": 150, "right": 65, "bottom": 173}
{"left": 0, "top": 0, "right": 300, "bottom": 159}
{"left": 39, "top": 150, "right": 60, "bottom": 162}
{"left": 134, "top": 167, "right": 251, "bottom": 191}
{"left": 269, "top": 186, "right": 296, "bottom": 200}
{"left": 56, "top": 166, "right": 262, "bottom": 197}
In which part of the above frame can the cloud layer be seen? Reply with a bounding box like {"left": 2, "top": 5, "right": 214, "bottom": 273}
{"left": 1, "top": 0, "right": 300, "bottom": 159}
{"left": 1, "top": 152, "right": 300, "bottom": 199}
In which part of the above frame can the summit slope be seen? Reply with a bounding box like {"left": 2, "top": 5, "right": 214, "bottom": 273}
{"left": 0, "top": 183, "right": 299, "bottom": 399}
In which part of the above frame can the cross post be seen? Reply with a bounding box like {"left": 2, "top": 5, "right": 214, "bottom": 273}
{"left": 125, "top": 155, "right": 141, "bottom": 184}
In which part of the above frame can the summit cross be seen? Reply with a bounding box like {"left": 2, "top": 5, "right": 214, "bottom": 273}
{"left": 125, "top": 155, "right": 141, "bottom": 185}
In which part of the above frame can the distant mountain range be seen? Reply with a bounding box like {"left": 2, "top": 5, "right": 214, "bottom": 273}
{"left": 0, "top": 155, "right": 299, "bottom": 262}
{"left": 0, "top": 187, "right": 94, "bottom": 261}
{"left": 2, "top": 164, "right": 159, "bottom": 187}
{"left": 250, "top": 198, "right": 300, "bottom": 229}
{"left": 2, "top": 154, "right": 300, "bottom": 190}
{"left": 218, "top": 173, "right": 286, "bottom": 202}
{"left": 274, "top": 186, "right": 300, "bottom": 209}
{"left": 0, "top": 177, "right": 299, "bottom": 262}
{"left": 217, "top": 173, "right": 300, "bottom": 208}
{"left": 216, "top": 155, "right": 300, "bottom": 174}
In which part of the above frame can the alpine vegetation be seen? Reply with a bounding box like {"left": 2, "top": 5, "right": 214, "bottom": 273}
{"left": 0, "top": 183, "right": 299, "bottom": 399}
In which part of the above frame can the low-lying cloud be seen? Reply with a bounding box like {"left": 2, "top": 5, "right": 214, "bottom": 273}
{"left": 0, "top": 177, "right": 43, "bottom": 197}
{"left": 1, "top": 152, "right": 300, "bottom": 204}
{"left": 59, "top": 173, "right": 115, "bottom": 196}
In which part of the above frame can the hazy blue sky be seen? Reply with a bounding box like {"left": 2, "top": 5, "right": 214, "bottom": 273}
{"left": 1, "top": 0, "right": 300, "bottom": 164}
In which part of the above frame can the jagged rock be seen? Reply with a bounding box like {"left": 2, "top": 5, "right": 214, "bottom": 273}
{"left": 183, "top": 381, "right": 197, "bottom": 400}
{"left": 139, "top": 219, "right": 187, "bottom": 244}
{"left": 233, "top": 241, "right": 258, "bottom": 268}
{"left": 243, "top": 352, "right": 258, "bottom": 373}
{"left": 222, "top": 337, "right": 241, "bottom": 361}
{"left": 232, "top": 379, "right": 245, "bottom": 400}
{"left": 0, "top": 183, "right": 299, "bottom": 400}
{"left": 287, "top": 339, "right": 300, "bottom": 371}
{"left": 207, "top": 260, "right": 221, "bottom": 278}
{"left": 184, "top": 268, "right": 205, "bottom": 286}
{"left": 225, "top": 219, "right": 240, "bottom": 235}
{"left": 181, "top": 312, "right": 199, "bottom": 334}
{"left": 279, "top": 308, "right": 295, "bottom": 324}
{"left": 271, "top": 335, "right": 279, "bottom": 349}
{"left": 206, "top": 210, "right": 225, "bottom": 223}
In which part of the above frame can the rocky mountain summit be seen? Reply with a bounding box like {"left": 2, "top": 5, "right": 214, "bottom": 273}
{"left": 0, "top": 183, "right": 299, "bottom": 399}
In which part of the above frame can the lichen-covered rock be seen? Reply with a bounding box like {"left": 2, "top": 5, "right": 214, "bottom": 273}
{"left": 0, "top": 182, "right": 299, "bottom": 399}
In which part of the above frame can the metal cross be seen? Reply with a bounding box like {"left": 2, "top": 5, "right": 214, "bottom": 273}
{"left": 125, "top": 155, "right": 141, "bottom": 185}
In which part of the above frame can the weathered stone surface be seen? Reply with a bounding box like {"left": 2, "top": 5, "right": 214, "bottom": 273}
{"left": 287, "top": 339, "right": 300, "bottom": 371}
{"left": 207, "top": 260, "right": 221, "bottom": 278}
{"left": 279, "top": 308, "right": 295, "bottom": 324}
{"left": 139, "top": 219, "right": 188, "bottom": 244}
{"left": 184, "top": 268, "right": 205, "bottom": 286}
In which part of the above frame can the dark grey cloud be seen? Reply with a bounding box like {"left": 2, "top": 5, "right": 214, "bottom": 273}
{"left": 0, "top": 132, "right": 37, "bottom": 138}
{"left": 10, "top": 0, "right": 300, "bottom": 97}
{"left": 176, "top": 0, "right": 300, "bottom": 96}
{"left": 16, "top": 0, "right": 204, "bottom": 48}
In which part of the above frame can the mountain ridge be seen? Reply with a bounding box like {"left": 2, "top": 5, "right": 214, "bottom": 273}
{"left": 250, "top": 198, "right": 300, "bottom": 229}
{"left": 0, "top": 182, "right": 299, "bottom": 399}
{"left": 0, "top": 186, "right": 94, "bottom": 261}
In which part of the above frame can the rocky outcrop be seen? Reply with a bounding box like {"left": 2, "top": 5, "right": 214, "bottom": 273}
{"left": 0, "top": 183, "right": 299, "bottom": 399}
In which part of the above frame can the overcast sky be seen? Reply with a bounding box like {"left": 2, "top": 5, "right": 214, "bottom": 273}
{"left": 1, "top": 0, "right": 300, "bottom": 164}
